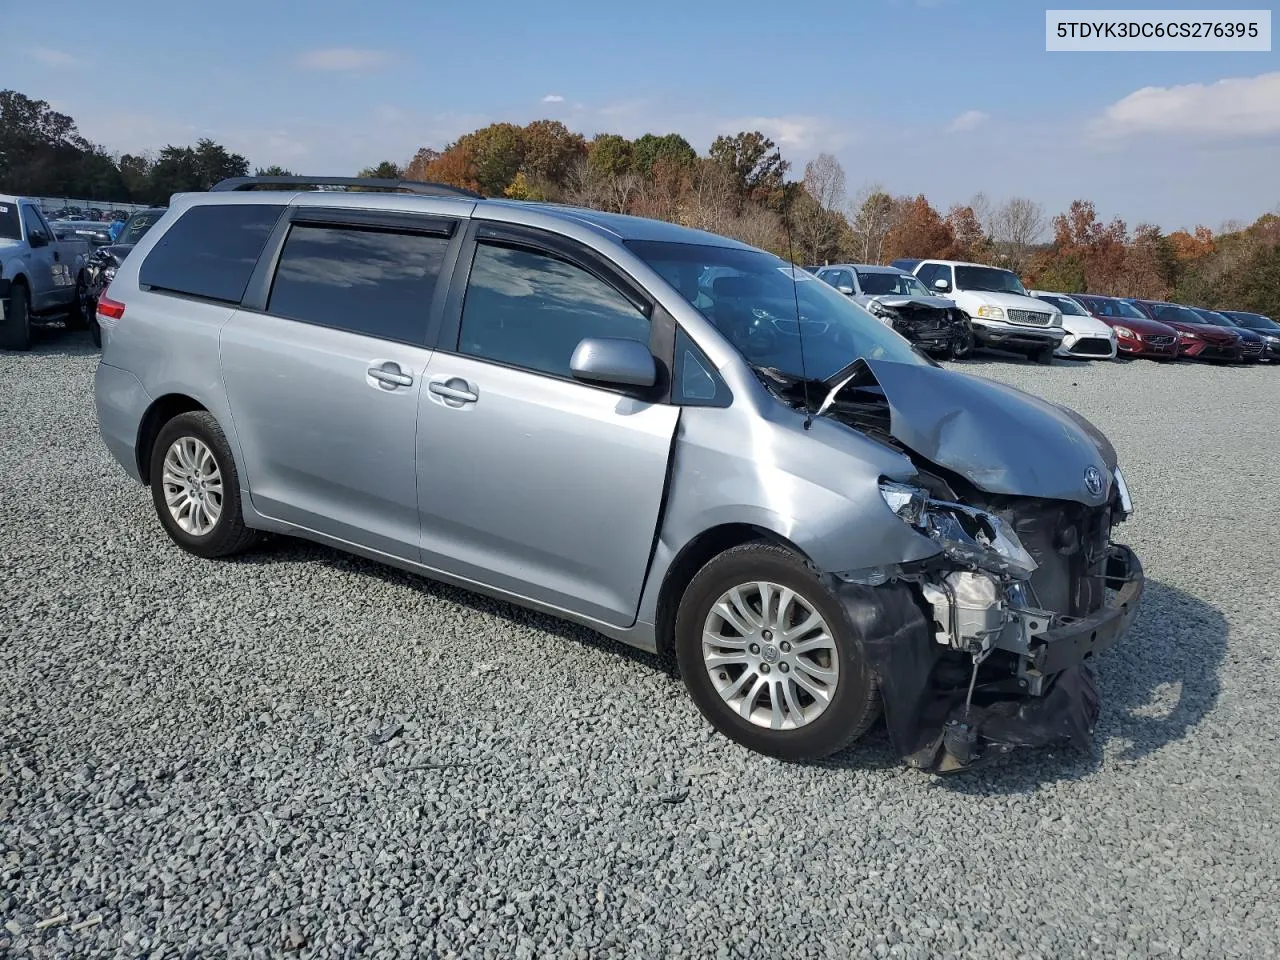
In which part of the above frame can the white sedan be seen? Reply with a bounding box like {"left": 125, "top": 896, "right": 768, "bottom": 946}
{"left": 1030, "top": 291, "right": 1118, "bottom": 359}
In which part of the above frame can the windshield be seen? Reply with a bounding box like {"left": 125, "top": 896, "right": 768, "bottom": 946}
{"left": 117, "top": 210, "right": 165, "bottom": 246}
{"left": 1154, "top": 304, "right": 1212, "bottom": 326}
{"left": 1038, "top": 294, "right": 1087, "bottom": 316}
{"left": 1189, "top": 308, "right": 1234, "bottom": 327}
{"left": 0, "top": 202, "right": 20, "bottom": 241}
{"left": 856, "top": 270, "right": 931, "bottom": 297}
{"left": 627, "top": 240, "right": 927, "bottom": 381}
{"left": 1227, "top": 311, "right": 1279, "bottom": 331}
{"left": 954, "top": 265, "right": 1027, "bottom": 295}
{"left": 1109, "top": 298, "right": 1147, "bottom": 320}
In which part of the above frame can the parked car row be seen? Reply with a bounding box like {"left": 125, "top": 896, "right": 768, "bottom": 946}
{"left": 811, "top": 258, "right": 1277, "bottom": 366}
{"left": 0, "top": 195, "right": 93, "bottom": 350}
{"left": 49, "top": 207, "right": 131, "bottom": 223}
{"left": 0, "top": 196, "right": 166, "bottom": 350}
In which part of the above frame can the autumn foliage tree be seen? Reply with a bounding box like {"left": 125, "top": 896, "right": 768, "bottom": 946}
{"left": 884, "top": 195, "right": 954, "bottom": 263}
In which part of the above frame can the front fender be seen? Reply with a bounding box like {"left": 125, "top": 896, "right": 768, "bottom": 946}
{"left": 635, "top": 402, "right": 940, "bottom": 628}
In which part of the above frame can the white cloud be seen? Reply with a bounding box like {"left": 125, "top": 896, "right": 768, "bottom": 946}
{"left": 30, "top": 47, "right": 76, "bottom": 67}
{"left": 541, "top": 94, "right": 565, "bottom": 103}
{"left": 293, "top": 48, "right": 392, "bottom": 71}
{"left": 1092, "top": 72, "right": 1280, "bottom": 139}
{"left": 947, "top": 110, "right": 989, "bottom": 133}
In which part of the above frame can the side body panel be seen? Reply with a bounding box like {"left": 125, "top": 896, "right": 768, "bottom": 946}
{"left": 219, "top": 314, "right": 434, "bottom": 561}
{"left": 416, "top": 353, "right": 680, "bottom": 627}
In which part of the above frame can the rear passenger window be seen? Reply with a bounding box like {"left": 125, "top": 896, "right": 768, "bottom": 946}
{"left": 458, "top": 242, "right": 650, "bottom": 379}
{"left": 266, "top": 224, "right": 449, "bottom": 343}
{"left": 139, "top": 204, "right": 284, "bottom": 303}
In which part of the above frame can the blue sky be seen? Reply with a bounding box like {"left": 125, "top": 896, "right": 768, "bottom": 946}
{"left": 5, "top": 0, "right": 1277, "bottom": 231}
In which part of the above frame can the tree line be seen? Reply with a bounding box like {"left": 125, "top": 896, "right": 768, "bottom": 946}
{"left": 2, "top": 89, "right": 1275, "bottom": 315}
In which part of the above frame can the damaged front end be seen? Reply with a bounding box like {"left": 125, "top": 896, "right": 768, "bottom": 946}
{"left": 866, "top": 297, "right": 968, "bottom": 356}
{"left": 817, "top": 359, "right": 1145, "bottom": 773}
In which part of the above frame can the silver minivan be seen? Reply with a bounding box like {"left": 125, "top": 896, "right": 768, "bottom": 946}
{"left": 94, "top": 176, "right": 1143, "bottom": 772}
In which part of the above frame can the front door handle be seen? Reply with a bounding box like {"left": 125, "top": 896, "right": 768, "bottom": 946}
{"left": 368, "top": 361, "right": 413, "bottom": 390}
{"left": 428, "top": 378, "right": 478, "bottom": 405}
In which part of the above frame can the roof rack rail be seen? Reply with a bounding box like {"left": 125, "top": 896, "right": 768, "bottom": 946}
{"left": 209, "top": 176, "right": 483, "bottom": 199}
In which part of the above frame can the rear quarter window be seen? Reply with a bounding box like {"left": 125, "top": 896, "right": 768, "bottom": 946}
{"left": 139, "top": 204, "right": 286, "bottom": 304}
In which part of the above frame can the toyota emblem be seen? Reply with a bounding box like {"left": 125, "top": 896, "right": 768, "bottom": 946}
{"left": 1084, "top": 466, "right": 1104, "bottom": 497}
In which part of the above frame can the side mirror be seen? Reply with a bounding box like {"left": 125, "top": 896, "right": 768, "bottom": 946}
{"left": 933, "top": 278, "right": 950, "bottom": 292}
{"left": 28, "top": 230, "right": 49, "bottom": 248}
{"left": 836, "top": 285, "right": 855, "bottom": 296}
{"left": 570, "top": 337, "right": 656, "bottom": 389}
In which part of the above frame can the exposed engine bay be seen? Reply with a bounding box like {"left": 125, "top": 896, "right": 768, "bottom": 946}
{"left": 865, "top": 298, "right": 969, "bottom": 357}
{"left": 759, "top": 357, "right": 1145, "bottom": 772}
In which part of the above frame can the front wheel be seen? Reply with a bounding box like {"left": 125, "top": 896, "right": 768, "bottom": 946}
{"left": 1028, "top": 345, "right": 1055, "bottom": 365}
{"left": 149, "top": 411, "right": 259, "bottom": 558}
{"left": 0, "top": 282, "right": 32, "bottom": 351}
{"left": 949, "top": 320, "right": 975, "bottom": 360}
{"left": 675, "top": 543, "right": 879, "bottom": 760}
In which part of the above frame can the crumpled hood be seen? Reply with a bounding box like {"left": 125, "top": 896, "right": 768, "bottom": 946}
{"left": 865, "top": 294, "right": 956, "bottom": 311}
{"left": 89, "top": 243, "right": 135, "bottom": 264}
{"left": 827, "top": 359, "right": 1116, "bottom": 506}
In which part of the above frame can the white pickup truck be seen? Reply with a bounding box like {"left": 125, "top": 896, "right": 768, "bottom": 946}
{"left": 0, "top": 195, "right": 92, "bottom": 350}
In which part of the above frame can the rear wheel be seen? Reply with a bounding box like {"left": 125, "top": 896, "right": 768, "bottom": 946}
{"left": 0, "top": 282, "right": 32, "bottom": 351}
{"left": 149, "top": 411, "right": 259, "bottom": 558}
{"left": 675, "top": 543, "right": 879, "bottom": 761}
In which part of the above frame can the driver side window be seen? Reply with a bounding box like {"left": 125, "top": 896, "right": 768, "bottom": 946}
{"left": 458, "top": 241, "right": 651, "bottom": 380}
{"left": 21, "top": 205, "right": 48, "bottom": 242}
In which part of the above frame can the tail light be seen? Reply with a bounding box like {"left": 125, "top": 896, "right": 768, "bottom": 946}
{"left": 97, "top": 291, "right": 125, "bottom": 322}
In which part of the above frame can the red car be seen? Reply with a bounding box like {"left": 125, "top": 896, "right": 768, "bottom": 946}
{"left": 1072, "top": 294, "right": 1179, "bottom": 359}
{"left": 1125, "top": 299, "right": 1244, "bottom": 362}
{"left": 1186, "top": 306, "right": 1267, "bottom": 362}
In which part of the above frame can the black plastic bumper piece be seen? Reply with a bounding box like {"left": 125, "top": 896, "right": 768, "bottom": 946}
{"left": 1029, "top": 545, "right": 1144, "bottom": 675}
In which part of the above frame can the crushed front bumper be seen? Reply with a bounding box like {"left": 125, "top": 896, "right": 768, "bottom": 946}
{"left": 927, "top": 545, "right": 1143, "bottom": 773}
{"left": 842, "top": 544, "right": 1145, "bottom": 775}
{"left": 1028, "top": 546, "right": 1143, "bottom": 674}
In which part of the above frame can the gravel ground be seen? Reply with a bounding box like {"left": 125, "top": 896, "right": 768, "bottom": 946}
{"left": 3, "top": 331, "right": 1279, "bottom": 959}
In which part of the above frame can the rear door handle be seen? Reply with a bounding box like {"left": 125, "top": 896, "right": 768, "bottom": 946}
{"left": 367, "top": 361, "right": 413, "bottom": 389}
{"left": 428, "top": 379, "right": 478, "bottom": 405}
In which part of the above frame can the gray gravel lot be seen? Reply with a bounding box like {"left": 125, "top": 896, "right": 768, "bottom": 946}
{"left": 3, "top": 331, "right": 1279, "bottom": 959}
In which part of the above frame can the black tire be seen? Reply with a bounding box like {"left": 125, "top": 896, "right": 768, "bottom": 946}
{"left": 149, "top": 411, "right": 259, "bottom": 558}
{"left": 64, "top": 273, "right": 90, "bottom": 330}
{"left": 675, "top": 543, "right": 880, "bottom": 761}
{"left": 0, "top": 281, "right": 32, "bottom": 351}
{"left": 90, "top": 315, "right": 102, "bottom": 348}
{"left": 949, "top": 320, "right": 975, "bottom": 360}
{"left": 1028, "top": 346, "right": 1055, "bottom": 365}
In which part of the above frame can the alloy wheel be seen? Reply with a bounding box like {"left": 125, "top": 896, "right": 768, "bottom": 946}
{"left": 701, "top": 581, "right": 840, "bottom": 730}
{"left": 161, "top": 437, "right": 223, "bottom": 536}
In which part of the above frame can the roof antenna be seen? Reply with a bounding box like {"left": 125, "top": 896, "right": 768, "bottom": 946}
{"left": 781, "top": 183, "right": 815, "bottom": 430}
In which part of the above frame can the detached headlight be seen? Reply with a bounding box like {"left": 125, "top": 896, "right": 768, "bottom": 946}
{"left": 1113, "top": 466, "right": 1134, "bottom": 518}
{"left": 878, "top": 481, "right": 1038, "bottom": 579}
{"left": 1113, "top": 325, "right": 1136, "bottom": 339}
{"left": 975, "top": 305, "right": 1005, "bottom": 320}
